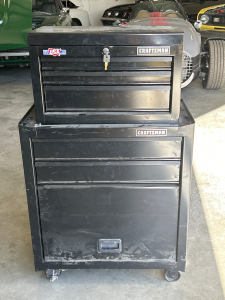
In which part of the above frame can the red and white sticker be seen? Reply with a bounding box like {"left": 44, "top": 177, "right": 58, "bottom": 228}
{"left": 43, "top": 49, "right": 66, "bottom": 56}
{"left": 48, "top": 48, "right": 61, "bottom": 56}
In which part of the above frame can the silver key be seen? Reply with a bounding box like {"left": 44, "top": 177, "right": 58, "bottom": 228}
{"left": 103, "top": 48, "right": 110, "bottom": 70}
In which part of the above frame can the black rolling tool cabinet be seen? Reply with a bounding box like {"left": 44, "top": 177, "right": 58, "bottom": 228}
{"left": 19, "top": 26, "right": 195, "bottom": 282}
{"left": 19, "top": 102, "right": 194, "bottom": 282}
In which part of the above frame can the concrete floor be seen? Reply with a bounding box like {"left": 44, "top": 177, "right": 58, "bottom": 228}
{"left": 0, "top": 68, "right": 224, "bottom": 299}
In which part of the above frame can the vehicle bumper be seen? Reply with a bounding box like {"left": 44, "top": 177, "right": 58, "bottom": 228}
{"left": 199, "top": 30, "right": 225, "bottom": 39}
{"left": 101, "top": 17, "right": 127, "bottom": 25}
{"left": 200, "top": 25, "right": 225, "bottom": 31}
{"left": 0, "top": 49, "right": 30, "bottom": 66}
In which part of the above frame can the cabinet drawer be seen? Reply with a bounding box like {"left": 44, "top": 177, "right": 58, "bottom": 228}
{"left": 41, "top": 56, "right": 172, "bottom": 72}
{"left": 33, "top": 138, "right": 182, "bottom": 161}
{"left": 42, "top": 71, "right": 171, "bottom": 86}
{"left": 38, "top": 184, "right": 179, "bottom": 262}
{"left": 44, "top": 86, "right": 170, "bottom": 112}
{"left": 35, "top": 161, "right": 180, "bottom": 184}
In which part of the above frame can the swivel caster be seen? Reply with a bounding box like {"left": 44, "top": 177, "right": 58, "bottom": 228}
{"left": 45, "top": 269, "right": 63, "bottom": 282}
{"left": 164, "top": 269, "right": 181, "bottom": 282}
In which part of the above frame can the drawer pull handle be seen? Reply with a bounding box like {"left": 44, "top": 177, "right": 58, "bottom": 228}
{"left": 98, "top": 239, "right": 122, "bottom": 254}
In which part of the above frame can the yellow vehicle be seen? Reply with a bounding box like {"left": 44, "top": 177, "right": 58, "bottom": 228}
{"left": 197, "top": 4, "right": 225, "bottom": 31}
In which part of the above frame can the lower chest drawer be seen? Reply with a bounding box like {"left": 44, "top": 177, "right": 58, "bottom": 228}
{"left": 38, "top": 184, "right": 179, "bottom": 263}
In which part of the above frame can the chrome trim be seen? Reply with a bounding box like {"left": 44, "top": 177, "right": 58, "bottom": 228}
{"left": 101, "top": 17, "right": 126, "bottom": 22}
{"left": 181, "top": 72, "right": 194, "bottom": 88}
{"left": 0, "top": 52, "right": 29, "bottom": 57}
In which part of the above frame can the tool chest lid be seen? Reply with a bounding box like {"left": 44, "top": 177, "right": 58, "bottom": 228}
{"left": 27, "top": 26, "right": 183, "bottom": 46}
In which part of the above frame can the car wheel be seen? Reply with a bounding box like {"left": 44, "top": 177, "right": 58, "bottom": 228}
{"left": 202, "top": 39, "right": 225, "bottom": 89}
{"left": 71, "top": 19, "right": 82, "bottom": 26}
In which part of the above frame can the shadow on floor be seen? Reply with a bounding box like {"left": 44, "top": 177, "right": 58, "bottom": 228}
{"left": 182, "top": 79, "right": 225, "bottom": 119}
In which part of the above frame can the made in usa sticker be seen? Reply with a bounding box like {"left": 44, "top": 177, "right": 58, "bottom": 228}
{"left": 43, "top": 48, "right": 66, "bottom": 56}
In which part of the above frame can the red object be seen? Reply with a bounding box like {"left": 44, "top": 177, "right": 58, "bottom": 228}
{"left": 150, "top": 17, "right": 168, "bottom": 26}
{"left": 121, "top": 22, "right": 127, "bottom": 25}
{"left": 48, "top": 48, "right": 61, "bottom": 56}
{"left": 150, "top": 12, "right": 164, "bottom": 17}
{"left": 217, "top": 9, "right": 224, "bottom": 13}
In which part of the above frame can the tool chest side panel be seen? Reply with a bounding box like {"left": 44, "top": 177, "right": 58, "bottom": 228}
{"left": 176, "top": 122, "right": 195, "bottom": 271}
{"left": 19, "top": 133, "right": 44, "bottom": 267}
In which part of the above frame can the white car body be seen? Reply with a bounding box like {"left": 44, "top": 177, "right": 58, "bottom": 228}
{"left": 68, "top": 0, "right": 135, "bottom": 26}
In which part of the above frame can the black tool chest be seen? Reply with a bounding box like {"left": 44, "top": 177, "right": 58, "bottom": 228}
{"left": 19, "top": 26, "right": 194, "bottom": 282}
{"left": 27, "top": 26, "right": 183, "bottom": 124}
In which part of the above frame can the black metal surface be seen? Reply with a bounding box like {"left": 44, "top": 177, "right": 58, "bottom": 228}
{"left": 19, "top": 100, "right": 194, "bottom": 272}
{"left": 28, "top": 26, "right": 183, "bottom": 124}
{"left": 33, "top": 138, "right": 182, "bottom": 160}
{"left": 200, "top": 30, "right": 225, "bottom": 39}
{"left": 28, "top": 26, "right": 184, "bottom": 45}
{"left": 35, "top": 161, "right": 180, "bottom": 184}
{"left": 39, "top": 185, "right": 179, "bottom": 262}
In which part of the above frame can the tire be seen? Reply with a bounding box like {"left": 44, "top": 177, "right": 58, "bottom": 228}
{"left": 202, "top": 39, "right": 225, "bottom": 89}
{"left": 164, "top": 269, "right": 181, "bottom": 282}
{"left": 72, "top": 20, "right": 78, "bottom": 26}
{"left": 71, "top": 19, "right": 82, "bottom": 26}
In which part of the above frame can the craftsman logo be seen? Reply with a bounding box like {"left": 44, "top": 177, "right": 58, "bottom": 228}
{"left": 137, "top": 47, "right": 170, "bottom": 55}
{"left": 136, "top": 129, "right": 167, "bottom": 136}
{"left": 43, "top": 49, "right": 66, "bottom": 56}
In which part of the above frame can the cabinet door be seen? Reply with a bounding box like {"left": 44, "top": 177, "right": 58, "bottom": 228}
{"left": 38, "top": 185, "right": 179, "bottom": 263}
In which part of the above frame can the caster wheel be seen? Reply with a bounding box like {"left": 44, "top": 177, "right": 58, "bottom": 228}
{"left": 45, "top": 269, "right": 63, "bottom": 282}
{"left": 164, "top": 269, "right": 181, "bottom": 282}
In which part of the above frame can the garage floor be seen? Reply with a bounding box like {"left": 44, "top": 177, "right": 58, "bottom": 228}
{"left": 0, "top": 68, "right": 224, "bottom": 300}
